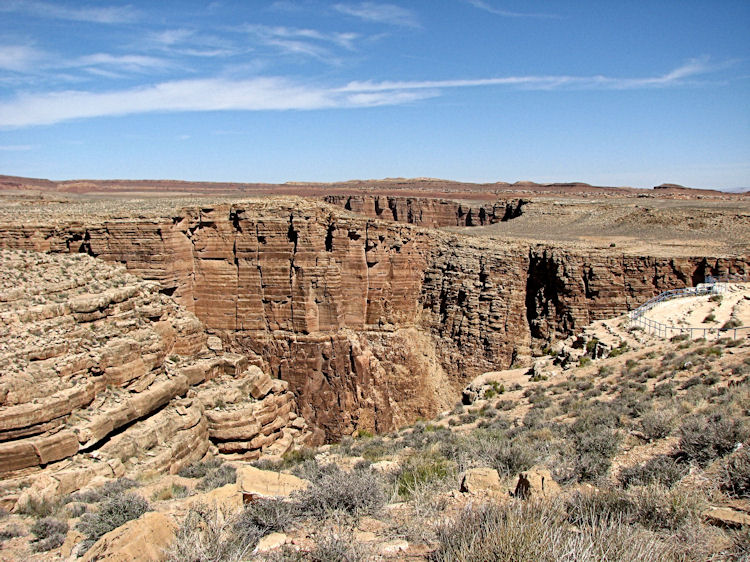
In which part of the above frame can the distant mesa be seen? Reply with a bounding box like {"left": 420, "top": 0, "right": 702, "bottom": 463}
{"left": 654, "top": 183, "right": 689, "bottom": 190}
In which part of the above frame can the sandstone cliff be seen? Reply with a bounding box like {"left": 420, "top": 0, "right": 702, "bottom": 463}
{"left": 0, "top": 200, "right": 747, "bottom": 442}
{"left": 323, "top": 195, "right": 527, "bottom": 228}
{"left": 0, "top": 250, "right": 310, "bottom": 510}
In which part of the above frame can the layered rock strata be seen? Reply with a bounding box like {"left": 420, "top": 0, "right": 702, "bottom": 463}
{"left": 0, "top": 250, "right": 309, "bottom": 509}
{"left": 323, "top": 194, "right": 527, "bottom": 228}
{"left": 0, "top": 200, "right": 747, "bottom": 442}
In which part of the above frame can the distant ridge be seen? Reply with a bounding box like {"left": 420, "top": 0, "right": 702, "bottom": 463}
{"left": 0, "top": 174, "right": 744, "bottom": 200}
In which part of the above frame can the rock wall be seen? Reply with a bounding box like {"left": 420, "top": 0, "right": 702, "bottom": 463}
{"left": 323, "top": 195, "right": 527, "bottom": 228}
{"left": 1, "top": 201, "right": 747, "bottom": 442}
{"left": 0, "top": 250, "right": 310, "bottom": 510}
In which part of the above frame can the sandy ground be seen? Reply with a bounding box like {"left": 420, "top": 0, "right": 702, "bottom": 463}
{"left": 643, "top": 284, "right": 750, "bottom": 336}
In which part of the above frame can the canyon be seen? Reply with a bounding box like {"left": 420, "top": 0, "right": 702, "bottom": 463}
{"left": 0, "top": 191, "right": 747, "bottom": 453}
{"left": 0, "top": 175, "right": 747, "bottom": 516}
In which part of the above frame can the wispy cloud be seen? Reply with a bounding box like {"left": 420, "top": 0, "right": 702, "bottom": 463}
{"left": 333, "top": 2, "right": 420, "bottom": 28}
{"left": 0, "top": 144, "right": 36, "bottom": 151}
{"left": 0, "top": 44, "right": 46, "bottom": 72}
{"left": 0, "top": 45, "right": 170, "bottom": 80}
{"left": 243, "top": 24, "right": 359, "bottom": 62}
{"left": 0, "top": 0, "right": 139, "bottom": 23}
{"left": 145, "top": 28, "right": 238, "bottom": 58}
{"left": 0, "top": 58, "right": 727, "bottom": 128}
{"left": 465, "top": 0, "right": 560, "bottom": 19}
{"left": 340, "top": 58, "right": 722, "bottom": 92}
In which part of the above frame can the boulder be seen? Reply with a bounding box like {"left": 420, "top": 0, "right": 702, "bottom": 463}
{"left": 81, "top": 511, "right": 177, "bottom": 562}
{"left": 513, "top": 467, "right": 560, "bottom": 499}
{"left": 236, "top": 465, "right": 309, "bottom": 501}
{"left": 460, "top": 467, "right": 504, "bottom": 495}
{"left": 186, "top": 483, "right": 242, "bottom": 512}
{"left": 254, "top": 532, "right": 288, "bottom": 553}
{"left": 704, "top": 507, "right": 750, "bottom": 528}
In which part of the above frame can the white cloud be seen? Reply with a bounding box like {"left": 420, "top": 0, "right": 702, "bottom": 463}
{"left": 0, "top": 0, "right": 139, "bottom": 23}
{"left": 0, "top": 144, "right": 36, "bottom": 150}
{"left": 0, "top": 59, "right": 726, "bottom": 128}
{"left": 333, "top": 2, "right": 419, "bottom": 28}
{"left": 465, "top": 0, "right": 560, "bottom": 19}
{"left": 72, "top": 54, "right": 169, "bottom": 73}
{"left": 242, "top": 24, "right": 360, "bottom": 61}
{"left": 0, "top": 44, "right": 46, "bottom": 72}
{"left": 340, "top": 58, "right": 721, "bottom": 92}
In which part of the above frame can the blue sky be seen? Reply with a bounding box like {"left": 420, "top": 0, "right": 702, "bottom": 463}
{"left": 0, "top": 0, "right": 748, "bottom": 188}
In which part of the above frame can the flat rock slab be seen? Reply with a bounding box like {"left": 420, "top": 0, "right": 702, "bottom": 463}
{"left": 81, "top": 511, "right": 177, "bottom": 562}
{"left": 237, "top": 465, "right": 309, "bottom": 499}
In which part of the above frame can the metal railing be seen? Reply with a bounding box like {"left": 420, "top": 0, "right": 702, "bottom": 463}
{"left": 628, "top": 276, "right": 749, "bottom": 339}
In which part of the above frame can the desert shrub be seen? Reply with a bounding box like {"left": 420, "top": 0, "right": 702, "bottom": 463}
{"left": 639, "top": 409, "right": 676, "bottom": 440}
{"left": 305, "top": 529, "right": 372, "bottom": 562}
{"left": 459, "top": 412, "right": 478, "bottom": 424}
{"left": 196, "top": 464, "right": 237, "bottom": 491}
{"left": 722, "top": 318, "right": 743, "bottom": 330}
{"left": 619, "top": 455, "right": 687, "bottom": 489}
{"left": 653, "top": 381, "right": 675, "bottom": 397}
{"left": 702, "top": 372, "right": 720, "bottom": 385}
{"left": 67, "top": 477, "right": 140, "bottom": 505}
{"left": 77, "top": 492, "right": 149, "bottom": 548}
{"left": 152, "top": 483, "right": 189, "bottom": 501}
{"left": 628, "top": 486, "right": 702, "bottom": 531}
{"left": 178, "top": 457, "right": 224, "bottom": 479}
{"left": 166, "top": 503, "right": 249, "bottom": 562}
{"left": 678, "top": 413, "right": 748, "bottom": 466}
{"left": 0, "top": 524, "right": 25, "bottom": 543}
{"left": 16, "top": 496, "right": 62, "bottom": 518}
{"left": 721, "top": 445, "right": 750, "bottom": 498}
{"left": 233, "top": 497, "right": 299, "bottom": 548}
{"left": 30, "top": 517, "right": 68, "bottom": 552}
{"left": 496, "top": 400, "right": 515, "bottom": 411}
{"left": 396, "top": 451, "right": 452, "bottom": 499}
{"left": 573, "top": 428, "right": 622, "bottom": 482}
{"left": 65, "top": 502, "right": 88, "bottom": 518}
{"left": 295, "top": 466, "right": 385, "bottom": 517}
{"left": 681, "top": 376, "right": 702, "bottom": 389}
{"left": 432, "top": 499, "right": 677, "bottom": 562}
{"left": 491, "top": 439, "right": 539, "bottom": 478}
{"left": 567, "top": 486, "right": 700, "bottom": 532}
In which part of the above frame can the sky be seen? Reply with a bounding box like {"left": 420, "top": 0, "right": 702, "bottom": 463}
{"left": 0, "top": 1, "right": 748, "bottom": 189}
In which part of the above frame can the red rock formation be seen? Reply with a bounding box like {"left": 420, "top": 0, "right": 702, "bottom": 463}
{"left": 0, "top": 250, "right": 311, "bottom": 510}
{"left": 323, "top": 195, "right": 527, "bottom": 228}
{"left": 0, "top": 201, "right": 747, "bottom": 443}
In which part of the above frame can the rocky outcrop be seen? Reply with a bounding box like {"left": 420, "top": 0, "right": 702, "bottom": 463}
{"left": 0, "top": 201, "right": 747, "bottom": 443}
{"left": 0, "top": 250, "right": 310, "bottom": 510}
{"left": 323, "top": 195, "right": 527, "bottom": 228}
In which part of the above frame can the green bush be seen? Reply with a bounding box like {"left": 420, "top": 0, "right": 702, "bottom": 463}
{"left": 397, "top": 451, "right": 452, "bottom": 499}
